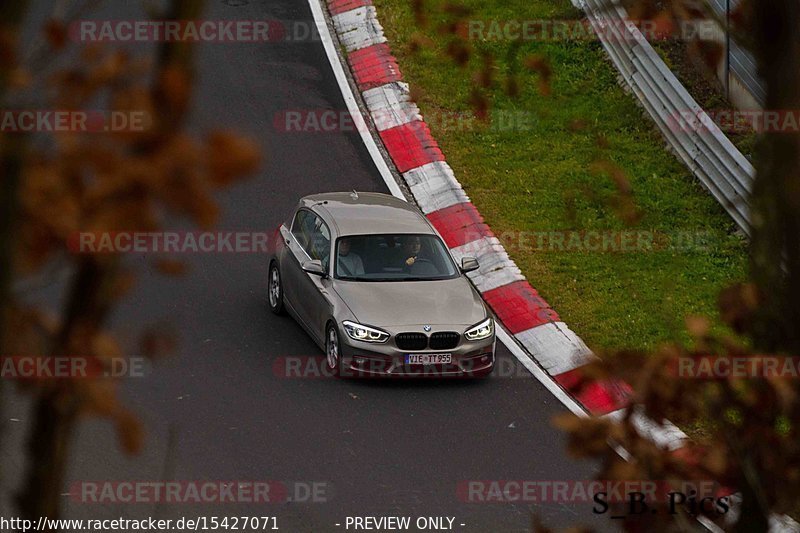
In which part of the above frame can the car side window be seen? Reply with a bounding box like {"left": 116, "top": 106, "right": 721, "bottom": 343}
{"left": 308, "top": 217, "right": 331, "bottom": 270}
{"left": 290, "top": 209, "right": 331, "bottom": 269}
{"left": 291, "top": 210, "right": 315, "bottom": 250}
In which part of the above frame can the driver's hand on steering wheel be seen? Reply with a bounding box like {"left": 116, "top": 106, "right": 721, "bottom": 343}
{"left": 405, "top": 256, "right": 416, "bottom": 266}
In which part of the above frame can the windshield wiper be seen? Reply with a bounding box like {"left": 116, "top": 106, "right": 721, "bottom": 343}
{"left": 375, "top": 277, "right": 445, "bottom": 282}
{"left": 336, "top": 276, "right": 450, "bottom": 282}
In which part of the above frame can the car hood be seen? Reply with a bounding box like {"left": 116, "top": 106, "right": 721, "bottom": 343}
{"left": 333, "top": 277, "right": 488, "bottom": 327}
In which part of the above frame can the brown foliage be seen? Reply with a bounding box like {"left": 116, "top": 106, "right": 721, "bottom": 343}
{"left": 1, "top": 3, "right": 262, "bottom": 522}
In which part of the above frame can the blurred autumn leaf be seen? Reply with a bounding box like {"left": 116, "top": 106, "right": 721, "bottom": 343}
{"left": 0, "top": 0, "right": 262, "bottom": 523}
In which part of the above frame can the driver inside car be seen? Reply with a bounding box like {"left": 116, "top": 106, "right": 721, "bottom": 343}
{"left": 383, "top": 235, "right": 438, "bottom": 276}
{"left": 337, "top": 239, "right": 365, "bottom": 277}
{"left": 402, "top": 235, "right": 429, "bottom": 271}
{"left": 400, "top": 235, "right": 423, "bottom": 268}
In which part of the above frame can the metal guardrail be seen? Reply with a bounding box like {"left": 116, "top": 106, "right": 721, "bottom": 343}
{"left": 575, "top": 0, "right": 756, "bottom": 236}
{"left": 707, "top": 0, "right": 766, "bottom": 105}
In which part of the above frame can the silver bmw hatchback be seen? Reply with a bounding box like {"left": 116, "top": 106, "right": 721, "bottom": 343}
{"left": 268, "top": 192, "right": 496, "bottom": 377}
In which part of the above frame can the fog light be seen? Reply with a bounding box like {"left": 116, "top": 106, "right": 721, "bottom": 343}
{"left": 480, "top": 355, "right": 489, "bottom": 363}
{"left": 354, "top": 357, "right": 367, "bottom": 365}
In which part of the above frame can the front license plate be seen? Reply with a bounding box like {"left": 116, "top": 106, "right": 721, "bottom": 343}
{"left": 405, "top": 353, "right": 452, "bottom": 365}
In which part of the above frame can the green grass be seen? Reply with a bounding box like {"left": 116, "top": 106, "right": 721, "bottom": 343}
{"left": 373, "top": 0, "right": 748, "bottom": 352}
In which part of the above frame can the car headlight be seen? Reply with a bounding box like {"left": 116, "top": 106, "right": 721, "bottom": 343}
{"left": 465, "top": 317, "right": 494, "bottom": 341}
{"left": 342, "top": 320, "right": 390, "bottom": 343}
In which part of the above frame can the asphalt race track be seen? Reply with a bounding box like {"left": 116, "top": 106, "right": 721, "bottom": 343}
{"left": 1, "top": 1, "right": 622, "bottom": 531}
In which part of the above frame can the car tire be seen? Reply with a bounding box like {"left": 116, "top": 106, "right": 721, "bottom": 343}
{"left": 268, "top": 263, "right": 286, "bottom": 315}
{"left": 325, "top": 324, "right": 344, "bottom": 378}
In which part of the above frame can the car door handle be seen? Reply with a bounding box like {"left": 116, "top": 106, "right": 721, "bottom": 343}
{"left": 285, "top": 238, "right": 291, "bottom": 245}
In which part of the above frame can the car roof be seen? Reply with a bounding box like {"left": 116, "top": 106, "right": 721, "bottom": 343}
{"left": 299, "top": 192, "right": 436, "bottom": 237}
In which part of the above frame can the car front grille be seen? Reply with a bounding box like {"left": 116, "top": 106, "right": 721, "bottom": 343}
{"left": 395, "top": 332, "right": 428, "bottom": 351}
{"left": 395, "top": 331, "right": 461, "bottom": 350}
{"left": 429, "top": 332, "right": 460, "bottom": 350}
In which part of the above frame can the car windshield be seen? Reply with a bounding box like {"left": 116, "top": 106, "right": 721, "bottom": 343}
{"left": 334, "top": 234, "right": 459, "bottom": 281}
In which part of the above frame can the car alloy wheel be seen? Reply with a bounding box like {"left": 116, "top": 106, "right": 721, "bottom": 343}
{"left": 268, "top": 264, "right": 285, "bottom": 315}
{"left": 326, "top": 325, "right": 342, "bottom": 376}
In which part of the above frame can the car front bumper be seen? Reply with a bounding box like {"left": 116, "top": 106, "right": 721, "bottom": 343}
{"left": 337, "top": 329, "right": 496, "bottom": 378}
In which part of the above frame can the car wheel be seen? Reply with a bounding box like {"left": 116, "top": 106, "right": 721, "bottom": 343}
{"left": 268, "top": 263, "right": 286, "bottom": 315}
{"left": 325, "top": 324, "right": 343, "bottom": 377}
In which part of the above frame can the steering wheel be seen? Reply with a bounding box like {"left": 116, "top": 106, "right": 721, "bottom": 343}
{"left": 407, "top": 257, "right": 437, "bottom": 276}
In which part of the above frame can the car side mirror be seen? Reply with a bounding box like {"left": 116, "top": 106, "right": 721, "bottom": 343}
{"left": 461, "top": 257, "right": 479, "bottom": 273}
{"left": 302, "top": 259, "right": 327, "bottom": 277}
